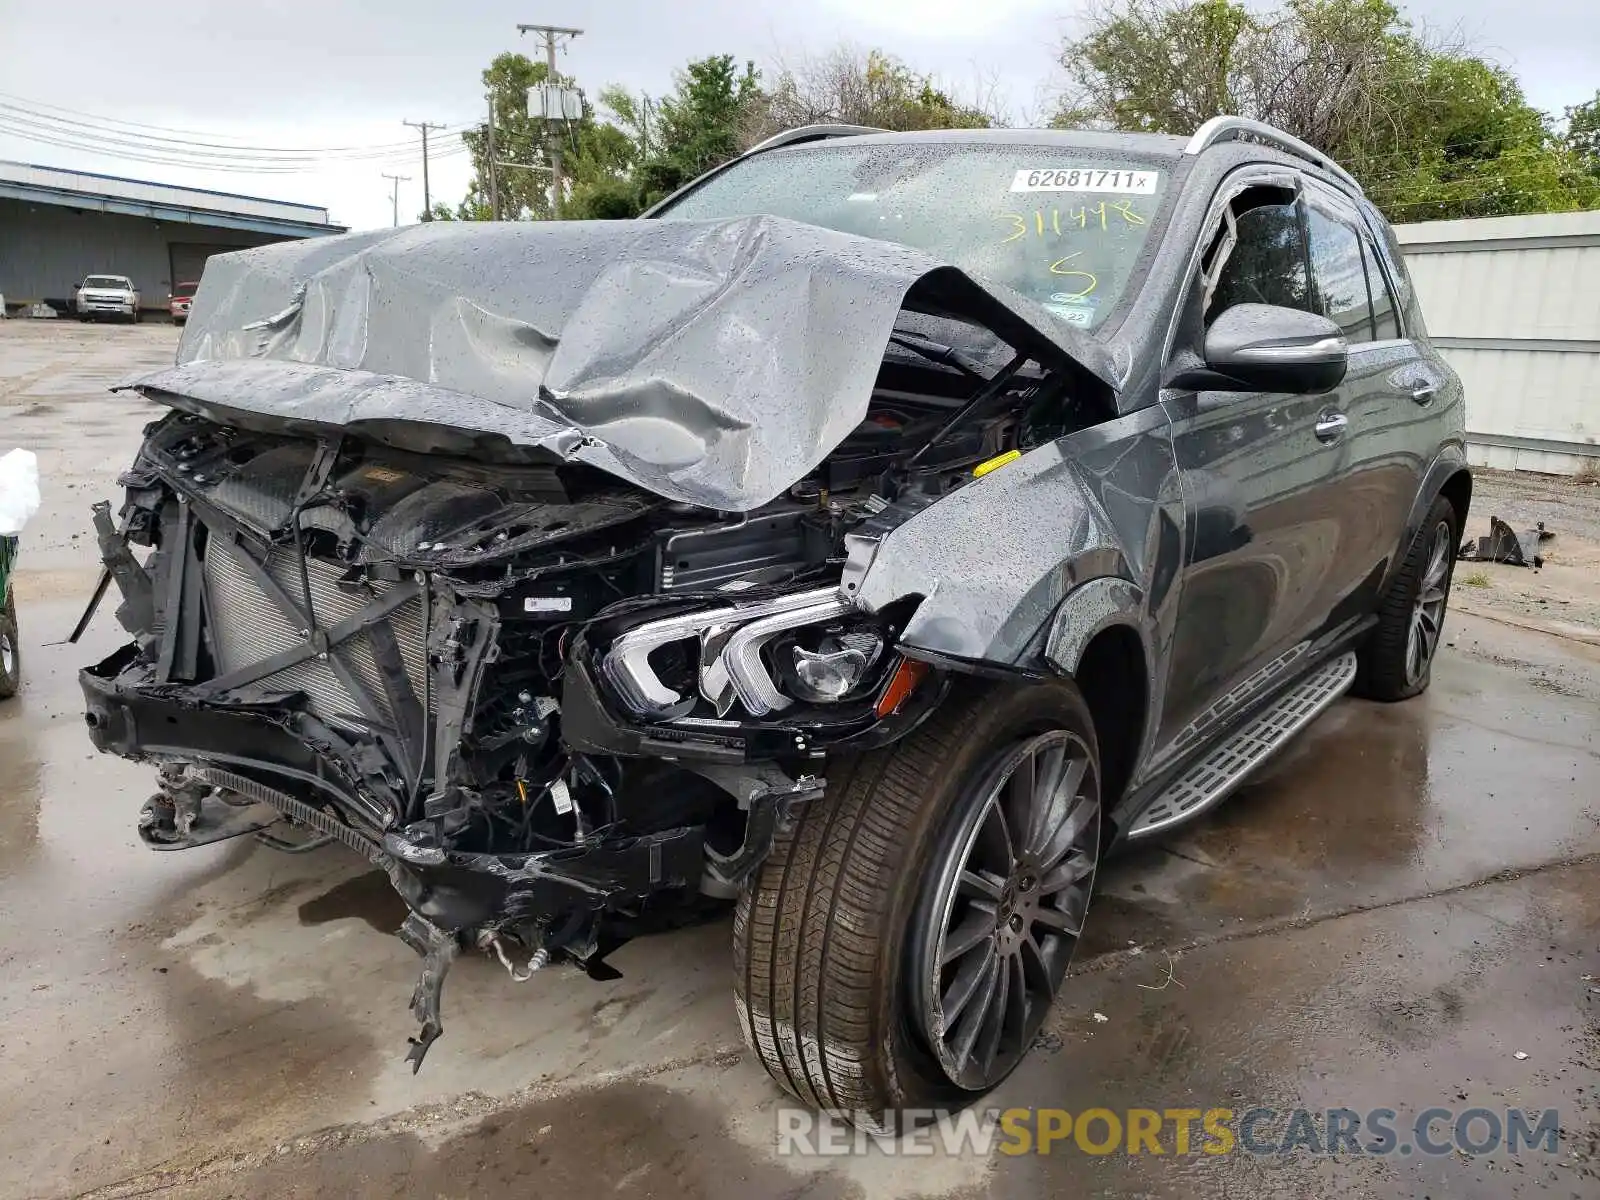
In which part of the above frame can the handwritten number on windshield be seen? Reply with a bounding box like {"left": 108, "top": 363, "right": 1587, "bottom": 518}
{"left": 998, "top": 201, "right": 1144, "bottom": 244}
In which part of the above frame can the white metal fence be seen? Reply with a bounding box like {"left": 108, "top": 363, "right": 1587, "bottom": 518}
{"left": 1396, "top": 210, "right": 1600, "bottom": 475}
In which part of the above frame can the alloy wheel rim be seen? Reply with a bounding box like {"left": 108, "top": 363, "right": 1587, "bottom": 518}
{"left": 1406, "top": 519, "right": 1452, "bottom": 685}
{"left": 0, "top": 629, "right": 12, "bottom": 679}
{"left": 912, "top": 729, "right": 1100, "bottom": 1090}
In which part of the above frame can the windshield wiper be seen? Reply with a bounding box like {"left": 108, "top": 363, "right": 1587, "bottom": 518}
{"left": 886, "top": 330, "right": 986, "bottom": 379}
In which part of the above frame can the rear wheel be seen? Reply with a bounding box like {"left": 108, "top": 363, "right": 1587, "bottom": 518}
{"left": 733, "top": 680, "right": 1101, "bottom": 1126}
{"left": 1354, "top": 495, "right": 1458, "bottom": 701}
{"left": 0, "top": 592, "right": 19, "bottom": 700}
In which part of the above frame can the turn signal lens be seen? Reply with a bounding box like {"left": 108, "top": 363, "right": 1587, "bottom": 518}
{"left": 875, "top": 658, "right": 929, "bottom": 717}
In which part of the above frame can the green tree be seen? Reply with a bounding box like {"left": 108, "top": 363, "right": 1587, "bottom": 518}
{"left": 591, "top": 55, "right": 764, "bottom": 213}
{"left": 1057, "top": 0, "right": 1600, "bottom": 220}
{"left": 561, "top": 119, "right": 641, "bottom": 218}
{"left": 649, "top": 55, "right": 762, "bottom": 202}
{"left": 442, "top": 46, "right": 1011, "bottom": 221}
{"left": 1567, "top": 90, "right": 1600, "bottom": 177}
{"left": 746, "top": 47, "right": 999, "bottom": 144}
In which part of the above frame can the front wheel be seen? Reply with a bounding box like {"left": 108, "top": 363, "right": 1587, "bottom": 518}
{"left": 733, "top": 679, "right": 1101, "bottom": 1126}
{"left": 1354, "top": 495, "right": 1458, "bottom": 701}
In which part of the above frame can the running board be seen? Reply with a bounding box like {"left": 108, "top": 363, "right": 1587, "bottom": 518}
{"left": 1129, "top": 651, "right": 1358, "bottom": 838}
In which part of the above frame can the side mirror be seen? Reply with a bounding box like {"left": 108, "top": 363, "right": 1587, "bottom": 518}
{"left": 1174, "top": 303, "right": 1348, "bottom": 394}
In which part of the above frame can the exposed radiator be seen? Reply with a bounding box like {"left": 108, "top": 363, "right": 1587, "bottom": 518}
{"left": 205, "top": 537, "right": 428, "bottom": 728}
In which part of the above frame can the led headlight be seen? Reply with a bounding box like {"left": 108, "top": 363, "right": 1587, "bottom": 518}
{"left": 786, "top": 629, "right": 885, "bottom": 703}
{"left": 601, "top": 588, "right": 892, "bottom": 720}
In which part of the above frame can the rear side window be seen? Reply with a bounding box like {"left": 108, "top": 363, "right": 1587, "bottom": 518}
{"left": 1306, "top": 189, "right": 1411, "bottom": 343}
{"left": 1306, "top": 206, "right": 1374, "bottom": 340}
{"left": 1366, "top": 207, "right": 1415, "bottom": 314}
{"left": 1205, "top": 201, "right": 1312, "bottom": 319}
{"left": 1361, "top": 227, "right": 1402, "bottom": 340}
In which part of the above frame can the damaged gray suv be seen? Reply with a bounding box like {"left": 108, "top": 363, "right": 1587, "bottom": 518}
{"left": 78, "top": 118, "right": 1468, "bottom": 1122}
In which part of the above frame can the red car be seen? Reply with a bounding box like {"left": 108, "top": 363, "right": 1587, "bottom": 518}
{"left": 169, "top": 281, "right": 198, "bottom": 326}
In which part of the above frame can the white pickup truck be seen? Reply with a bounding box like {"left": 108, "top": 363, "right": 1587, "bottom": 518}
{"left": 74, "top": 275, "right": 141, "bottom": 322}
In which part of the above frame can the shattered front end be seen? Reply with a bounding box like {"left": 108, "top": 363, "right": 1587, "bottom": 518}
{"left": 78, "top": 413, "right": 949, "bottom": 1064}
{"left": 76, "top": 216, "right": 1115, "bottom": 1067}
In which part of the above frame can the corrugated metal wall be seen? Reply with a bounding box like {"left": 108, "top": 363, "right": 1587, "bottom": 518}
{"left": 1396, "top": 211, "right": 1600, "bottom": 475}
{"left": 0, "top": 200, "right": 282, "bottom": 311}
{"left": 0, "top": 161, "right": 331, "bottom": 226}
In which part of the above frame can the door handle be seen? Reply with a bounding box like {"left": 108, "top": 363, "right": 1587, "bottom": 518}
{"left": 1314, "top": 411, "right": 1348, "bottom": 442}
{"left": 1409, "top": 382, "right": 1439, "bottom": 405}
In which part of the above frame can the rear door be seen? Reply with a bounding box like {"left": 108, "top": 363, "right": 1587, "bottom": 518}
{"left": 1151, "top": 175, "right": 1357, "bottom": 764}
{"left": 1301, "top": 181, "right": 1436, "bottom": 619}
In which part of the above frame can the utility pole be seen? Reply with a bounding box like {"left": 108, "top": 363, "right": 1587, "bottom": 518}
{"left": 403, "top": 119, "right": 446, "bottom": 219}
{"left": 517, "top": 23, "right": 582, "bottom": 215}
{"left": 382, "top": 173, "right": 410, "bottom": 227}
{"left": 486, "top": 94, "right": 501, "bottom": 220}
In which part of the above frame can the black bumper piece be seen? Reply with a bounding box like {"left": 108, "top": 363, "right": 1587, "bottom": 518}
{"left": 81, "top": 647, "right": 706, "bottom": 933}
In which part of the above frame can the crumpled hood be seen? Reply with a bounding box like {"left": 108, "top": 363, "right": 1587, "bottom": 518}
{"left": 127, "top": 216, "right": 1116, "bottom": 511}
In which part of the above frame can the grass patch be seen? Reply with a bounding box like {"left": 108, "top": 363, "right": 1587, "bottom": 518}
{"left": 1461, "top": 570, "right": 1492, "bottom": 588}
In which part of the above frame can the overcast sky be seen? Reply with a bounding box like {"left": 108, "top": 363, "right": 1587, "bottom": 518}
{"left": 1, "top": 0, "right": 1595, "bottom": 231}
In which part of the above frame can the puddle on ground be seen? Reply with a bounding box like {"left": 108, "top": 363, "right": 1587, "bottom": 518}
{"left": 298, "top": 869, "right": 410, "bottom": 934}
{"left": 0, "top": 934, "right": 385, "bottom": 1198}
{"left": 0, "top": 713, "right": 43, "bottom": 869}
{"left": 154, "top": 1080, "right": 856, "bottom": 1200}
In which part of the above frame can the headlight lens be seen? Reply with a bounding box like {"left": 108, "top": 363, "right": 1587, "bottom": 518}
{"left": 786, "top": 629, "right": 885, "bottom": 703}
{"left": 599, "top": 588, "right": 892, "bottom": 720}
{"left": 792, "top": 646, "right": 868, "bottom": 700}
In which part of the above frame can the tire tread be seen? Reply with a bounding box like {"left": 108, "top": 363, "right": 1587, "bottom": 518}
{"left": 1354, "top": 495, "right": 1458, "bottom": 702}
{"left": 734, "top": 680, "right": 1097, "bottom": 1118}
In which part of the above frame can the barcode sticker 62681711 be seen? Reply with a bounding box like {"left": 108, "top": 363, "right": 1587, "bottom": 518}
{"left": 1010, "top": 168, "right": 1158, "bottom": 194}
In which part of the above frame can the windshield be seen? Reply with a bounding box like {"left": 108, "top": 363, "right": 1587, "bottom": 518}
{"left": 172, "top": 282, "right": 198, "bottom": 298}
{"left": 84, "top": 276, "right": 129, "bottom": 290}
{"left": 656, "top": 142, "right": 1172, "bottom": 330}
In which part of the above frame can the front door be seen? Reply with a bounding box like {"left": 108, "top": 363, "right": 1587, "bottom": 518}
{"left": 1153, "top": 181, "right": 1356, "bottom": 763}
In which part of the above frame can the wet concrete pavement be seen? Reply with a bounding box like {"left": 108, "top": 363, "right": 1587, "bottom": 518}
{"left": 1, "top": 321, "right": 1597, "bottom": 1199}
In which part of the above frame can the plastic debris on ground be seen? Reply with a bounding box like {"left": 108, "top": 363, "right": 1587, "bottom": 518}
{"left": 1458, "top": 516, "right": 1553, "bottom": 569}
{"left": 0, "top": 449, "right": 41, "bottom": 536}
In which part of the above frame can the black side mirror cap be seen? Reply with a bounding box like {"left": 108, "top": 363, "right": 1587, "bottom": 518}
{"left": 1170, "top": 303, "right": 1349, "bottom": 394}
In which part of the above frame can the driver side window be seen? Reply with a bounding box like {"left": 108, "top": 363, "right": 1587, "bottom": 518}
{"left": 1204, "top": 200, "right": 1313, "bottom": 324}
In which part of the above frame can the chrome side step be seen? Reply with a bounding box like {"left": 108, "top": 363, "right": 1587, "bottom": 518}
{"left": 1128, "top": 651, "right": 1358, "bottom": 838}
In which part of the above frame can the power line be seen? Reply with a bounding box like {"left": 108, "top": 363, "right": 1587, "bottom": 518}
{"left": 0, "top": 118, "right": 304, "bottom": 172}
{"left": 0, "top": 94, "right": 473, "bottom": 169}
{"left": 0, "top": 89, "right": 451, "bottom": 146}
{"left": 0, "top": 100, "right": 439, "bottom": 157}
{"left": 0, "top": 111, "right": 469, "bottom": 176}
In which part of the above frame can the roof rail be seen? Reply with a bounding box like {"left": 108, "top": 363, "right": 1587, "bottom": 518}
{"left": 742, "top": 124, "right": 891, "bottom": 156}
{"left": 1185, "top": 116, "right": 1363, "bottom": 194}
